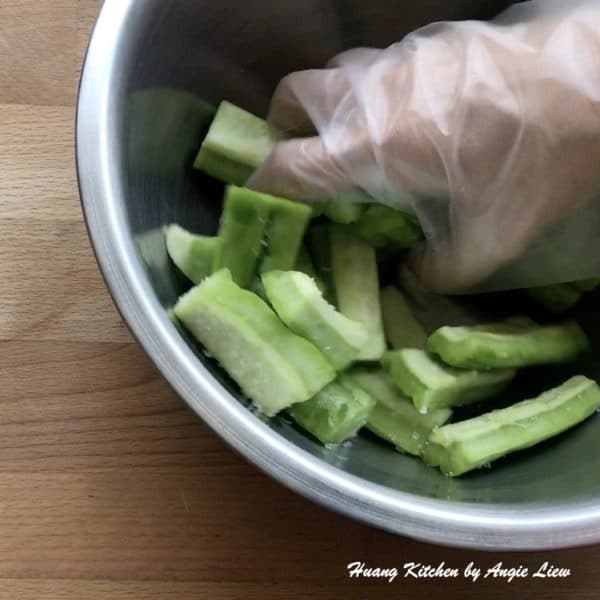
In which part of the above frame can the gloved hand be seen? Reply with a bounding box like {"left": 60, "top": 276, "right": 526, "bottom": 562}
{"left": 249, "top": 0, "right": 600, "bottom": 293}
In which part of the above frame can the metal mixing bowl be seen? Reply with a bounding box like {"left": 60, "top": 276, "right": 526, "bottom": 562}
{"left": 76, "top": 0, "right": 600, "bottom": 549}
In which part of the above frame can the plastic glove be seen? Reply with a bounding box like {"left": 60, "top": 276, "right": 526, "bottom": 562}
{"left": 249, "top": 0, "right": 600, "bottom": 293}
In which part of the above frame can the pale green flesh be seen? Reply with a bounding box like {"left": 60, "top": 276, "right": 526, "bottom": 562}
{"left": 382, "top": 348, "right": 515, "bottom": 413}
{"left": 215, "top": 186, "right": 311, "bottom": 282}
{"left": 348, "top": 369, "right": 451, "bottom": 426}
{"left": 381, "top": 286, "right": 427, "bottom": 350}
{"left": 193, "top": 101, "right": 282, "bottom": 183}
{"left": 174, "top": 271, "right": 311, "bottom": 416}
{"left": 259, "top": 196, "right": 312, "bottom": 274}
{"left": 367, "top": 404, "right": 433, "bottom": 456}
{"left": 213, "top": 186, "right": 269, "bottom": 288}
{"left": 193, "top": 146, "right": 253, "bottom": 185}
{"left": 262, "top": 270, "right": 368, "bottom": 371}
{"left": 329, "top": 225, "right": 386, "bottom": 360}
{"left": 347, "top": 368, "right": 414, "bottom": 412}
{"left": 199, "top": 270, "right": 335, "bottom": 397}
{"left": 527, "top": 283, "right": 582, "bottom": 314}
{"left": 427, "top": 319, "right": 590, "bottom": 370}
{"left": 165, "top": 224, "right": 219, "bottom": 284}
{"left": 424, "top": 375, "right": 600, "bottom": 476}
{"left": 348, "top": 369, "right": 451, "bottom": 455}
{"left": 290, "top": 375, "right": 376, "bottom": 444}
{"left": 202, "top": 101, "right": 282, "bottom": 168}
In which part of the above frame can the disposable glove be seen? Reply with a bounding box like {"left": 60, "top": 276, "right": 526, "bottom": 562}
{"left": 249, "top": 0, "right": 600, "bottom": 293}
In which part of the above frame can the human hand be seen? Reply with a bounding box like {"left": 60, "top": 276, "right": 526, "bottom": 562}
{"left": 249, "top": 0, "right": 600, "bottom": 293}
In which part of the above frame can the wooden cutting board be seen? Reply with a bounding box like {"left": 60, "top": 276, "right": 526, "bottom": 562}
{"left": 0, "top": 1, "right": 597, "bottom": 598}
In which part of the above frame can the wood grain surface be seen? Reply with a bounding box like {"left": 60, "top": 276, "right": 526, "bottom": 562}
{"left": 1, "top": 2, "right": 599, "bottom": 598}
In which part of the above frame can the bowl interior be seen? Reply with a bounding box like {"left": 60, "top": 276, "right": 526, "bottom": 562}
{"left": 118, "top": 0, "right": 600, "bottom": 508}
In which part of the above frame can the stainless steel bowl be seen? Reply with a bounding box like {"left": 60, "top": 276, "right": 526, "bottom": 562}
{"left": 76, "top": 0, "right": 600, "bottom": 549}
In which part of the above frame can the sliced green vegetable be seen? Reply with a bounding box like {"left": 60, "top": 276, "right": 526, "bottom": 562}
{"left": 348, "top": 369, "right": 451, "bottom": 455}
{"left": 194, "top": 147, "right": 254, "bottom": 185}
{"left": 427, "top": 318, "right": 590, "bottom": 370}
{"left": 214, "top": 186, "right": 311, "bottom": 284}
{"left": 290, "top": 374, "right": 376, "bottom": 444}
{"left": 165, "top": 224, "right": 219, "bottom": 284}
{"left": 213, "top": 186, "right": 269, "bottom": 287}
{"left": 321, "top": 200, "right": 364, "bottom": 224}
{"left": 193, "top": 100, "right": 282, "bottom": 184}
{"left": 202, "top": 269, "right": 335, "bottom": 397}
{"left": 381, "top": 286, "right": 427, "bottom": 350}
{"left": 382, "top": 348, "right": 515, "bottom": 413}
{"left": 262, "top": 270, "right": 368, "bottom": 371}
{"left": 527, "top": 283, "right": 582, "bottom": 314}
{"left": 424, "top": 375, "right": 600, "bottom": 476}
{"left": 311, "top": 224, "right": 385, "bottom": 360}
{"left": 352, "top": 205, "right": 423, "bottom": 248}
{"left": 174, "top": 269, "right": 335, "bottom": 415}
{"left": 331, "top": 227, "right": 386, "bottom": 361}
{"left": 259, "top": 195, "right": 312, "bottom": 273}
{"left": 366, "top": 405, "right": 431, "bottom": 457}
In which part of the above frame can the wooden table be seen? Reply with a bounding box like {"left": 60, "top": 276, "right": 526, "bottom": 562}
{"left": 0, "top": 2, "right": 598, "bottom": 598}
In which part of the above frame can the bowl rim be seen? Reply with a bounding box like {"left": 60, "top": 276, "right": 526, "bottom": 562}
{"left": 76, "top": 0, "right": 600, "bottom": 550}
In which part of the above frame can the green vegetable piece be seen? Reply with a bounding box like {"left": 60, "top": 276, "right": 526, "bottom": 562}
{"left": 348, "top": 369, "right": 451, "bottom": 455}
{"left": 381, "top": 286, "right": 427, "bottom": 350}
{"left": 294, "top": 244, "right": 327, "bottom": 295}
{"left": 527, "top": 283, "right": 582, "bottom": 314}
{"left": 352, "top": 205, "right": 423, "bottom": 248}
{"left": 194, "top": 147, "right": 254, "bottom": 185}
{"left": 311, "top": 224, "right": 386, "bottom": 360}
{"left": 165, "top": 224, "right": 219, "bottom": 284}
{"left": 174, "top": 269, "right": 335, "bottom": 416}
{"left": 321, "top": 200, "right": 364, "bottom": 224}
{"left": 427, "top": 318, "right": 590, "bottom": 370}
{"left": 193, "top": 101, "right": 282, "bottom": 184}
{"left": 423, "top": 375, "right": 600, "bottom": 476}
{"left": 262, "top": 270, "right": 368, "bottom": 371}
{"left": 382, "top": 348, "right": 515, "bottom": 413}
{"left": 290, "top": 374, "right": 376, "bottom": 444}
{"left": 199, "top": 269, "right": 335, "bottom": 397}
{"left": 367, "top": 405, "right": 435, "bottom": 457}
{"left": 215, "top": 186, "right": 311, "bottom": 284}
{"left": 213, "top": 186, "right": 269, "bottom": 287}
{"left": 331, "top": 227, "right": 386, "bottom": 360}
{"left": 259, "top": 195, "right": 312, "bottom": 274}
{"left": 572, "top": 278, "right": 600, "bottom": 292}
